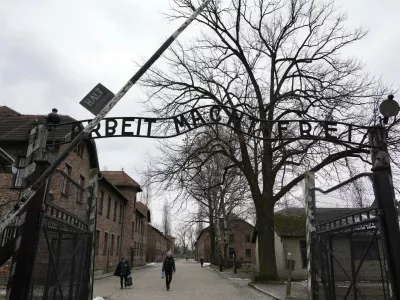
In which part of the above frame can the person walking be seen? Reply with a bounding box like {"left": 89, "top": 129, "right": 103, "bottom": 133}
{"left": 200, "top": 257, "right": 204, "bottom": 268}
{"left": 162, "top": 251, "right": 176, "bottom": 291}
{"left": 114, "top": 258, "right": 131, "bottom": 289}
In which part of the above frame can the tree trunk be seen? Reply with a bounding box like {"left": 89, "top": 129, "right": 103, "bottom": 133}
{"left": 256, "top": 199, "right": 278, "bottom": 282}
{"left": 209, "top": 217, "right": 217, "bottom": 264}
{"left": 214, "top": 216, "right": 223, "bottom": 267}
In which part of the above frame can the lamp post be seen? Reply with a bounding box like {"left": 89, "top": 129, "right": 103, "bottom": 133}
{"left": 370, "top": 94, "right": 400, "bottom": 299}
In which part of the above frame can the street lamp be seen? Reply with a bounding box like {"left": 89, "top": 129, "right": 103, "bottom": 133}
{"left": 380, "top": 95, "right": 400, "bottom": 124}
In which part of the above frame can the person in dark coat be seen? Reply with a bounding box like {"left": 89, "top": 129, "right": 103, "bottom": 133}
{"left": 114, "top": 258, "right": 131, "bottom": 289}
{"left": 162, "top": 251, "right": 176, "bottom": 291}
{"left": 200, "top": 257, "right": 204, "bottom": 267}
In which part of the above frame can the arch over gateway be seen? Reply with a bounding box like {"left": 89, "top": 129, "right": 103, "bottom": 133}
{"left": 53, "top": 104, "right": 373, "bottom": 148}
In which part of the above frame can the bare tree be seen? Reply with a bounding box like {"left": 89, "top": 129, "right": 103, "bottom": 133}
{"left": 141, "top": 0, "right": 396, "bottom": 280}
{"left": 141, "top": 169, "right": 153, "bottom": 207}
{"left": 162, "top": 200, "right": 172, "bottom": 237}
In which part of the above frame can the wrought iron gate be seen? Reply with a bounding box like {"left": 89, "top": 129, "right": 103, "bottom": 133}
{"left": 311, "top": 174, "right": 392, "bottom": 300}
{"left": 28, "top": 169, "right": 94, "bottom": 299}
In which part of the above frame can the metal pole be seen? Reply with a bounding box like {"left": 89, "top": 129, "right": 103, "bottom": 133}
{"left": 304, "top": 172, "right": 316, "bottom": 300}
{"left": 0, "top": 0, "right": 212, "bottom": 234}
{"left": 369, "top": 126, "right": 400, "bottom": 300}
{"left": 286, "top": 253, "right": 293, "bottom": 300}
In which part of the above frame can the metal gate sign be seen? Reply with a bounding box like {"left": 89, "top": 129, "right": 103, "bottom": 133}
{"left": 79, "top": 83, "right": 115, "bottom": 116}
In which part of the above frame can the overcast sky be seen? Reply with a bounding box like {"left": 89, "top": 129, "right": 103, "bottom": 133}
{"left": 1, "top": 0, "right": 399, "bottom": 230}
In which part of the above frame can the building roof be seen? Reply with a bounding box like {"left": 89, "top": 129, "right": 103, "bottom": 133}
{"left": 0, "top": 106, "right": 99, "bottom": 168}
{"left": 252, "top": 207, "right": 366, "bottom": 241}
{"left": 274, "top": 208, "right": 307, "bottom": 237}
{"left": 99, "top": 173, "right": 129, "bottom": 204}
{"left": 0, "top": 106, "right": 72, "bottom": 142}
{"left": 148, "top": 224, "right": 168, "bottom": 238}
{"left": 102, "top": 171, "right": 142, "bottom": 191}
{"left": 136, "top": 201, "right": 151, "bottom": 222}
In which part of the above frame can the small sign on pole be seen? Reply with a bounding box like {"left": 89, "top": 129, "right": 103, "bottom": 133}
{"left": 79, "top": 83, "right": 115, "bottom": 116}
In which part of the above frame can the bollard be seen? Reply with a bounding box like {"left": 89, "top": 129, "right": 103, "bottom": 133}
{"left": 286, "top": 253, "right": 293, "bottom": 300}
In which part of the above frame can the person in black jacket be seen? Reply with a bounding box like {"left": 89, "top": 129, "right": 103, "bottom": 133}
{"left": 114, "top": 258, "right": 131, "bottom": 289}
{"left": 162, "top": 251, "right": 176, "bottom": 291}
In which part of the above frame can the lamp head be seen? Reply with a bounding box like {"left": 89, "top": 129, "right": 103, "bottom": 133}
{"left": 380, "top": 95, "right": 399, "bottom": 118}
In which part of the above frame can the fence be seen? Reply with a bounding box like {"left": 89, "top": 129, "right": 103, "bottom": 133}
{"left": 27, "top": 169, "right": 94, "bottom": 299}
{"left": 311, "top": 174, "right": 391, "bottom": 300}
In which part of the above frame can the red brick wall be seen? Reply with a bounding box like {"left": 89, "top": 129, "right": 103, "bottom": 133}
{"left": 46, "top": 143, "right": 93, "bottom": 222}
{"left": 196, "top": 230, "right": 212, "bottom": 263}
{"left": 94, "top": 180, "right": 125, "bottom": 273}
{"left": 114, "top": 186, "right": 137, "bottom": 267}
{"left": 133, "top": 211, "right": 147, "bottom": 267}
{"left": 228, "top": 220, "right": 256, "bottom": 265}
{"left": 195, "top": 220, "right": 256, "bottom": 265}
{"left": 146, "top": 226, "right": 169, "bottom": 262}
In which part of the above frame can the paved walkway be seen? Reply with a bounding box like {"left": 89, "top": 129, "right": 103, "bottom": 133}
{"left": 93, "top": 260, "right": 271, "bottom": 300}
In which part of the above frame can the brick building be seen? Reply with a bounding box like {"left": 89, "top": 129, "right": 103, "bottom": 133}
{"left": 0, "top": 106, "right": 100, "bottom": 284}
{"left": 133, "top": 202, "right": 150, "bottom": 267}
{"left": 94, "top": 174, "right": 128, "bottom": 274}
{"left": 101, "top": 171, "right": 143, "bottom": 269}
{"left": 146, "top": 225, "right": 175, "bottom": 262}
{"left": 0, "top": 106, "right": 146, "bottom": 280}
{"left": 194, "top": 218, "right": 256, "bottom": 266}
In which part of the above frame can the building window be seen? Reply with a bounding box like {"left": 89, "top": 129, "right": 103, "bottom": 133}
{"left": 119, "top": 205, "right": 123, "bottom": 224}
{"left": 107, "top": 197, "right": 111, "bottom": 218}
{"left": 14, "top": 157, "right": 26, "bottom": 187}
{"left": 134, "top": 241, "right": 137, "bottom": 257}
{"left": 77, "top": 175, "right": 85, "bottom": 203}
{"left": 62, "top": 164, "right": 72, "bottom": 194}
{"left": 229, "top": 234, "right": 235, "bottom": 243}
{"left": 103, "top": 232, "right": 108, "bottom": 255}
{"left": 300, "top": 241, "right": 307, "bottom": 269}
{"left": 132, "top": 222, "right": 134, "bottom": 239}
{"left": 113, "top": 201, "right": 117, "bottom": 221}
{"left": 352, "top": 240, "right": 380, "bottom": 261}
{"left": 246, "top": 234, "right": 251, "bottom": 243}
{"left": 229, "top": 248, "right": 235, "bottom": 259}
{"left": 98, "top": 191, "right": 104, "bottom": 214}
{"left": 135, "top": 217, "right": 138, "bottom": 232}
{"left": 246, "top": 249, "right": 251, "bottom": 258}
{"left": 95, "top": 230, "right": 100, "bottom": 255}
{"left": 111, "top": 234, "right": 115, "bottom": 255}
{"left": 117, "top": 236, "right": 120, "bottom": 256}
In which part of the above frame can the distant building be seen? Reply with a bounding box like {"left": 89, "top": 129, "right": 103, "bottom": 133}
{"left": 194, "top": 218, "right": 256, "bottom": 267}
{"left": 146, "top": 225, "right": 175, "bottom": 262}
{"left": 133, "top": 202, "right": 151, "bottom": 267}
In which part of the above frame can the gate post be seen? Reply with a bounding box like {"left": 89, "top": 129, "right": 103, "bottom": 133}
{"left": 6, "top": 124, "right": 49, "bottom": 300}
{"left": 304, "top": 172, "right": 316, "bottom": 300}
{"left": 369, "top": 126, "right": 400, "bottom": 299}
